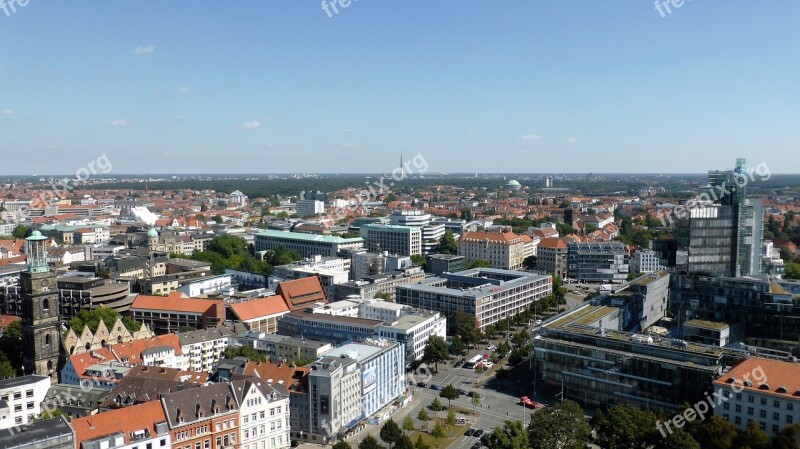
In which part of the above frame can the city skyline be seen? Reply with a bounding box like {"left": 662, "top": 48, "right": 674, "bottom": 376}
{"left": 1, "top": 2, "right": 798, "bottom": 175}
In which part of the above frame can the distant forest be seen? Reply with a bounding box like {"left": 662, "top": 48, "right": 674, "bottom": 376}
{"left": 76, "top": 173, "right": 800, "bottom": 199}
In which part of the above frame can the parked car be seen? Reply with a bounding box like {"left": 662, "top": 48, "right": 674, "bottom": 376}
{"left": 472, "top": 442, "right": 482, "bottom": 449}
{"left": 487, "top": 345, "right": 497, "bottom": 351}
{"left": 534, "top": 319, "right": 543, "bottom": 326}
{"left": 456, "top": 417, "right": 467, "bottom": 426}
{"left": 464, "top": 428, "right": 474, "bottom": 436}
{"left": 473, "top": 429, "right": 484, "bottom": 437}
{"left": 482, "top": 361, "right": 494, "bottom": 368}
{"left": 458, "top": 388, "right": 468, "bottom": 395}
{"left": 467, "top": 391, "right": 475, "bottom": 397}
{"left": 417, "top": 382, "right": 427, "bottom": 388}
{"left": 430, "top": 384, "right": 441, "bottom": 390}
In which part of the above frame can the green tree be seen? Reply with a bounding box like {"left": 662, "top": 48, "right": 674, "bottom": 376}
{"left": 471, "top": 392, "right": 481, "bottom": 415}
{"left": 222, "top": 345, "right": 266, "bottom": 362}
{"left": 423, "top": 336, "right": 449, "bottom": 373}
{"left": 380, "top": 419, "right": 403, "bottom": 449}
{"left": 771, "top": 424, "right": 800, "bottom": 449}
{"left": 466, "top": 259, "right": 492, "bottom": 269}
{"left": 446, "top": 410, "right": 456, "bottom": 428}
{"left": 593, "top": 405, "right": 659, "bottom": 449}
{"left": 411, "top": 254, "right": 427, "bottom": 268}
{"left": 449, "top": 335, "right": 465, "bottom": 355}
{"left": 733, "top": 421, "right": 770, "bottom": 449}
{"left": 12, "top": 225, "right": 29, "bottom": 239}
{"left": 527, "top": 400, "right": 590, "bottom": 449}
{"left": 431, "top": 398, "right": 443, "bottom": 414}
{"left": 486, "top": 420, "right": 529, "bottom": 449}
{"left": 417, "top": 409, "right": 430, "bottom": 430}
{"left": 435, "top": 230, "right": 458, "bottom": 255}
{"left": 212, "top": 214, "right": 224, "bottom": 224}
{"left": 414, "top": 435, "right": 430, "bottom": 449}
{"left": 0, "top": 352, "right": 16, "bottom": 378}
{"left": 68, "top": 308, "right": 122, "bottom": 333}
{"left": 453, "top": 310, "right": 480, "bottom": 349}
{"left": 460, "top": 208, "right": 474, "bottom": 222}
{"left": 685, "top": 416, "right": 737, "bottom": 449}
{"left": 402, "top": 416, "right": 415, "bottom": 434}
{"left": 786, "top": 262, "right": 800, "bottom": 280}
{"left": 374, "top": 292, "right": 394, "bottom": 302}
{"left": 439, "top": 384, "right": 460, "bottom": 410}
{"left": 359, "top": 435, "right": 383, "bottom": 449}
{"left": 430, "top": 422, "right": 445, "bottom": 441}
{"left": 394, "top": 435, "right": 413, "bottom": 449}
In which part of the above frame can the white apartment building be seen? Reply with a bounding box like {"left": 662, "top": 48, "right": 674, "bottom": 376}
{"left": 376, "top": 311, "right": 447, "bottom": 361}
{"left": 234, "top": 378, "right": 290, "bottom": 449}
{"left": 360, "top": 224, "right": 421, "bottom": 257}
{"left": 296, "top": 199, "right": 325, "bottom": 217}
{"left": 713, "top": 357, "right": 800, "bottom": 437}
{"left": 0, "top": 375, "right": 51, "bottom": 430}
{"left": 255, "top": 230, "right": 364, "bottom": 259}
{"left": 179, "top": 327, "right": 235, "bottom": 373}
{"left": 176, "top": 274, "right": 234, "bottom": 297}
{"left": 631, "top": 249, "right": 665, "bottom": 274}
{"left": 388, "top": 210, "right": 444, "bottom": 255}
{"left": 458, "top": 228, "right": 526, "bottom": 270}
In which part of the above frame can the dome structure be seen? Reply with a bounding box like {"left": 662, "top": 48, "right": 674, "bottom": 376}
{"left": 504, "top": 179, "right": 522, "bottom": 190}
{"left": 146, "top": 227, "right": 158, "bottom": 238}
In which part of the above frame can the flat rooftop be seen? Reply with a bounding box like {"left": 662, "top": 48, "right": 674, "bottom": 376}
{"left": 684, "top": 319, "right": 730, "bottom": 330}
{"left": 546, "top": 305, "right": 617, "bottom": 329}
{"left": 257, "top": 229, "right": 363, "bottom": 244}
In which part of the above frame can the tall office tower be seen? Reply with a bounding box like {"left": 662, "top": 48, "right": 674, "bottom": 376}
{"left": 675, "top": 158, "right": 762, "bottom": 278}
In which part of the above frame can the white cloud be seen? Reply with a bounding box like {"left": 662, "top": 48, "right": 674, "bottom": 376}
{"left": 109, "top": 119, "right": 133, "bottom": 127}
{"left": 1, "top": 109, "right": 14, "bottom": 116}
{"left": 236, "top": 121, "right": 262, "bottom": 129}
{"left": 132, "top": 45, "right": 156, "bottom": 55}
{"left": 567, "top": 137, "right": 578, "bottom": 144}
{"left": 178, "top": 86, "right": 190, "bottom": 94}
{"left": 340, "top": 143, "right": 356, "bottom": 148}
{"left": 267, "top": 143, "right": 275, "bottom": 148}
{"left": 343, "top": 128, "right": 352, "bottom": 133}
{"left": 518, "top": 134, "right": 541, "bottom": 141}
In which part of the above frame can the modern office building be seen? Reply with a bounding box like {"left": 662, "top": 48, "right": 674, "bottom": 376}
{"left": 234, "top": 331, "right": 332, "bottom": 363}
{"left": 360, "top": 224, "right": 422, "bottom": 257}
{"left": 375, "top": 310, "right": 447, "bottom": 362}
{"left": 425, "top": 254, "right": 465, "bottom": 276}
{"left": 333, "top": 268, "right": 425, "bottom": 301}
{"left": 675, "top": 158, "right": 763, "bottom": 278}
{"left": 535, "top": 305, "right": 731, "bottom": 412}
{"left": 351, "top": 251, "right": 411, "bottom": 281}
{"left": 388, "top": 210, "right": 444, "bottom": 255}
{"left": 395, "top": 268, "right": 552, "bottom": 329}
{"left": 296, "top": 199, "right": 326, "bottom": 217}
{"left": 567, "top": 241, "right": 630, "bottom": 283}
{"left": 630, "top": 250, "right": 665, "bottom": 274}
{"left": 277, "top": 311, "right": 383, "bottom": 344}
{"left": 322, "top": 340, "right": 405, "bottom": 421}
{"left": 255, "top": 230, "right": 364, "bottom": 259}
{"left": 713, "top": 357, "right": 800, "bottom": 437}
{"left": 300, "top": 355, "right": 362, "bottom": 443}
{"left": 671, "top": 273, "right": 800, "bottom": 350}
{"left": 457, "top": 228, "right": 527, "bottom": 270}
{"left": 591, "top": 270, "right": 670, "bottom": 332}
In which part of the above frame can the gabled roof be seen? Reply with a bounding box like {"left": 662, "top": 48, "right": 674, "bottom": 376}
{"left": 161, "top": 383, "right": 238, "bottom": 427}
{"left": 275, "top": 277, "right": 327, "bottom": 310}
{"left": 111, "top": 334, "right": 183, "bottom": 364}
{"left": 130, "top": 291, "right": 223, "bottom": 314}
{"left": 72, "top": 400, "right": 167, "bottom": 445}
{"left": 229, "top": 296, "right": 290, "bottom": 322}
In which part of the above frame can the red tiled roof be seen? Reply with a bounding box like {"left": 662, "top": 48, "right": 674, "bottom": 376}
{"left": 66, "top": 348, "right": 116, "bottom": 377}
{"left": 229, "top": 296, "right": 290, "bottom": 322}
{"left": 460, "top": 231, "right": 522, "bottom": 244}
{"left": 713, "top": 357, "right": 800, "bottom": 399}
{"left": 538, "top": 237, "right": 569, "bottom": 249}
{"left": 72, "top": 400, "right": 167, "bottom": 445}
{"left": 111, "top": 334, "right": 183, "bottom": 363}
{"left": 130, "top": 291, "right": 222, "bottom": 314}
{"left": 275, "top": 277, "right": 327, "bottom": 310}
{"left": 0, "top": 314, "right": 20, "bottom": 330}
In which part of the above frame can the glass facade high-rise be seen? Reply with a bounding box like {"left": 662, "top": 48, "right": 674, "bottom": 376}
{"left": 676, "top": 158, "right": 763, "bottom": 277}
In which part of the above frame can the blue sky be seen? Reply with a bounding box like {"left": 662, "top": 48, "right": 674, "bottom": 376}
{"left": 1, "top": 1, "right": 798, "bottom": 175}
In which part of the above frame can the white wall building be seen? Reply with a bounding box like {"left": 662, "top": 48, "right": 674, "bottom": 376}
{"left": 0, "top": 375, "right": 51, "bottom": 430}
{"left": 296, "top": 199, "right": 325, "bottom": 217}
{"left": 176, "top": 274, "right": 234, "bottom": 297}
{"left": 234, "top": 378, "right": 291, "bottom": 449}
{"left": 360, "top": 224, "right": 421, "bottom": 257}
{"left": 631, "top": 250, "right": 665, "bottom": 274}
{"left": 179, "top": 327, "right": 235, "bottom": 373}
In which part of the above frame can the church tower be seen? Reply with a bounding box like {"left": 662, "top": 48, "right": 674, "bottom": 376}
{"left": 20, "top": 231, "right": 60, "bottom": 381}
